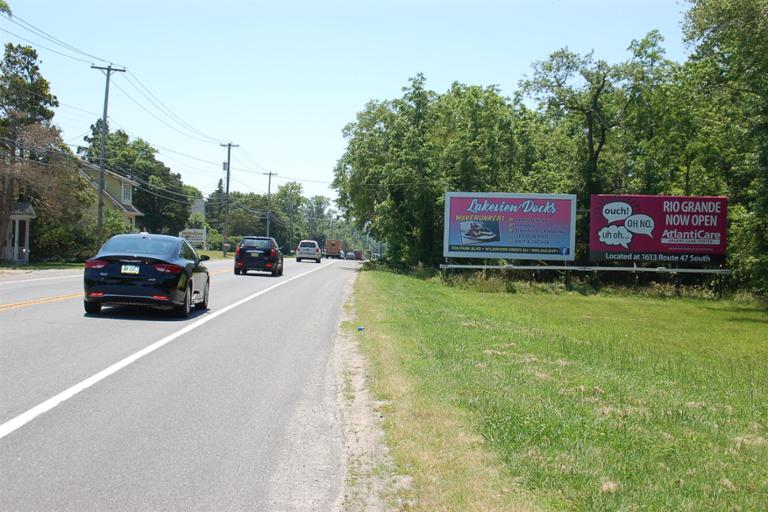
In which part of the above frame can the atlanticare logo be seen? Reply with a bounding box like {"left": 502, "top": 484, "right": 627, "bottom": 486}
{"left": 661, "top": 229, "right": 721, "bottom": 245}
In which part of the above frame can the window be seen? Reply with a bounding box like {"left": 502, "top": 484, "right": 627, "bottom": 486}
{"left": 102, "top": 237, "right": 176, "bottom": 255}
{"left": 241, "top": 239, "right": 271, "bottom": 249}
{"left": 122, "top": 183, "right": 132, "bottom": 203}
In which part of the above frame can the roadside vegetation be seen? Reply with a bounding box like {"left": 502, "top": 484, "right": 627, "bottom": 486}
{"left": 351, "top": 269, "right": 768, "bottom": 510}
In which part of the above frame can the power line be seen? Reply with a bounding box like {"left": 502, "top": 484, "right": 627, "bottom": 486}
{"left": 110, "top": 79, "right": 217, "bottom": 145}
{"left": 124, "top": 71, "right": 223, "bottom": 144}
{"left": 4, "top": 14, "right": 118, "bottom": 65}
{"left": 0, "top": 27, "right": 92, "bottom": 65}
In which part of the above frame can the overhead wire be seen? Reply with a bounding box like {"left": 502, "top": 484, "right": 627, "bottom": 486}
{"left": 0, "top": 27, "right": 93, "bottom": 65}
{"left": 3, "top": 13, "right": 118, "bottom": 65}
{"left": 109, "top": 79, "right": 218, "bottom": 145}
{"left": 1, "top": 17, "right": 339, "bottom": 200}
{"left": 124, "top": 71, "right": 223, "bottom": 144}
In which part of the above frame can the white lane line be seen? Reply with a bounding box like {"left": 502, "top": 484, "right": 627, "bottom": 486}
{"left": 0, "top": 261, "right": 334, "bottom": 441}
{"left": 0, "top": 274, "right": 81, "bottom": 285}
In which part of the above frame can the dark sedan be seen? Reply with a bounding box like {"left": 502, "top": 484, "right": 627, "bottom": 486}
{"left": 83, "top": 233, "right": 210, "bottom": 317}
{"left": 234, "top": 236, "right": 284, "bottom": 276}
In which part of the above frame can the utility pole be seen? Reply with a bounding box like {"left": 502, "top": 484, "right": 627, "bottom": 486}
{"left": 221, "top": 142, "right": 238, "bottom": 256}
{"left": 263, "top": 171, "right": 277, "bottom": 237}
{"left": 92, "top": 64, "right": 125, "bottom": 244}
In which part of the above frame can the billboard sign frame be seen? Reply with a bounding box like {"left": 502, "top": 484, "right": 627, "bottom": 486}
{"left": 589, "top": 194, "right": 728, "bottom": 265}
{"left": 443, "top": 192, "right": 577, "bottom": 261}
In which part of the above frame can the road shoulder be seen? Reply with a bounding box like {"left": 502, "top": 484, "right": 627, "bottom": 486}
{"left": 335, "top": 274, "right": 411, "bottom": 511}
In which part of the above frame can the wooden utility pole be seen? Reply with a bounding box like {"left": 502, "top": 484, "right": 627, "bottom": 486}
{"left": 221, "top": 142, "right": 238, "bottom": 256}
{"left": 263, "top": 171, "right": 277, "bottom": 237}
{"left": 92, "top": 64, "right": 125, "bottom": 243}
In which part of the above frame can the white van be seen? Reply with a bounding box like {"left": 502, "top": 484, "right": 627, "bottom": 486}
{"left": 296, "top": 240, "right": 321, "bottom": 263}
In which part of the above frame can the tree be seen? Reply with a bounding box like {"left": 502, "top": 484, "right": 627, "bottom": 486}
{"left": 521, "top": 49, "right": 628, "bottom": 205}
{"left": 0, "top": 43, "right": 77, "bottom": 255}
{"left": 0, "top": 1, "right": 11, "bottom": 15}
{"left": 79, "top": 127, "right": 191, "bottom": 234}
{"left": 685, "top": 0, "right": 768, "bottom": 293}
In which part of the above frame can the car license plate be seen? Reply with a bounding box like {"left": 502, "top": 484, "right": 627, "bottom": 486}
{"left": 248, "top": 250, "right": 262, "bottom": 255}
{"left": 121, "top": 264, "right": 140, "bottom": 274}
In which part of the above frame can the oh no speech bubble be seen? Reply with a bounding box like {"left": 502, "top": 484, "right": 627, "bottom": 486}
{"left": 602, "top": 202, "right": 632, "bottom": 223}
{"left": 598, "top": 225, "right": 633, "bottom": 249}
{"left": 624, "top": 214, "right": 654, "bottom": 237}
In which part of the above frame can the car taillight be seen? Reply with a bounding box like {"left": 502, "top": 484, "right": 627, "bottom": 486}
{"left": 270, "top": 249, "right": 276, "bottom": 257}
{"left": 153, "top": 263, "right": 183, "bottom": 273}
{"left": 85, "top": 259, "right": 108, "bottom": 269}
{"left": 235, "top": 245, "right": 241, "bottom": 256}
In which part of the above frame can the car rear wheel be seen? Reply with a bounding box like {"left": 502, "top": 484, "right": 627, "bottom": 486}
{"left": 176, "top": 284, "right": 192, "bottom": 318}
{"left": 195, "top": 280, "right": 209, "bottom": 310}
{"left": 296, "top": 258, "right": 301, "bottom": 262}
{"left": 316, "top": 258, "right": 321, "bottom": 263}
{"left": 234, "top": 268, "right": 241, "bottom": 275}
{"left": 84, "top": 301, "right": 101, "bottom": 314}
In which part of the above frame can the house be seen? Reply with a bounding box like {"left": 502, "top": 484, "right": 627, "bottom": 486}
{"left": 80, "top": 166, "right": 143, "bottom": 231}
{"left": 2, "top": 201, "right": 36, "bottom": 264}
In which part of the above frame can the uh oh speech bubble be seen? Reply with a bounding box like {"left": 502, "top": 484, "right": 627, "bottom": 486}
{"left": 624, "top": 214, "right": 655, "bottom": 237}
{"left": 602, "top": 202, "right": 632, "bottom": 223}
{"left": 598, "top": 225, "right": 633, "bottom": 249}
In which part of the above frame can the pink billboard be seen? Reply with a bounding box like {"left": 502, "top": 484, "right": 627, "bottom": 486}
{"left": 444, "top": 192, "right": 577, "bottom": 260}
{"left": 589, "top": 195, "right": 728, "bottom": 265}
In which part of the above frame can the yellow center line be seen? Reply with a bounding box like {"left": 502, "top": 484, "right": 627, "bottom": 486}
{"left": 0, "top": 292, "right": 83, "bottom": 312}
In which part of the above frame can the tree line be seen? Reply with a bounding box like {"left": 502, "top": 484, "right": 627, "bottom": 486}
{"left": 332, "top": 0, "right": 768, "bottom": 294}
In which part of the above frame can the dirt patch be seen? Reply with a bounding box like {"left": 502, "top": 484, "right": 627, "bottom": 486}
{"left": 335, "top": 277, "right": 411, "bottom": 511}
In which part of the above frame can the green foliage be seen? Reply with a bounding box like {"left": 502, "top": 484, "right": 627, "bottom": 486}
{"left": 334, "top": 3, "right": 768, "bottom": 293}
{"left": 78, "top": 128, "right": 190, "bottom": 234}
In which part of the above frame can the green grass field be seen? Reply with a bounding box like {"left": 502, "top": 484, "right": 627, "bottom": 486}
{"left": 352, "top": 271, "right": 768, "bottom": 511}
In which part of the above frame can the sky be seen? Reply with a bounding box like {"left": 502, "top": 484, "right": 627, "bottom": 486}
{"left": 1, "top": 0, "right": 691, "bottom": 204}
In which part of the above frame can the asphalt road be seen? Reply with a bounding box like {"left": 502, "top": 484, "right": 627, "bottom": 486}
{"left": 0, "top": 258, "right": 359, "bottom": 511}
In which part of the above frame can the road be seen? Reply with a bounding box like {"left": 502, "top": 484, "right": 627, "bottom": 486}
{"left": 0, "top": 258, "right": 359, "bottom": 511}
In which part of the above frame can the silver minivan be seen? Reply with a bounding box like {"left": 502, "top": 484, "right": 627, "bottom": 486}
{"left": 296, "top": 240, "right": 321, "bottom": 263}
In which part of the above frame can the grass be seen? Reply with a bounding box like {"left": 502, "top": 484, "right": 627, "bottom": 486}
{"left": 351, "top": 270, "right": 768, "bottom": 511}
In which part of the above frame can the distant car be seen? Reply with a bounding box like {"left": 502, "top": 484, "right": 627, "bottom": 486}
{"left": 296, "top": 239, "right": 321, "bottom": 263}
{"left": 83, "top": 233, "right": 210, "bottom": 317}
{"left": 234, "top": 236, "right": 284, "bottom": 276}
{"left": 354, "top": 250, "right": 363, "bottom": 260}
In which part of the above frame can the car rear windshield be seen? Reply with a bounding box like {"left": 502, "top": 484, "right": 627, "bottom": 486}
{"left": 241, "top": 239, "right": 271, "bottom": 249}
{"left": 299, "top": 241, "right": 317, "bottom": 247}
{"left": 101, "top": 237, "right": 176, "bottom": 255}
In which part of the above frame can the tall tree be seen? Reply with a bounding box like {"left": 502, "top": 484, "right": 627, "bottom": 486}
{"left": 521, "top": 49, "right": 627, "bottom": 205}
{"left": 685, "top": 0, "right": 768, "bottom": 292}
{"left": 0, "top": 43, "right": 64, "bottom": 254}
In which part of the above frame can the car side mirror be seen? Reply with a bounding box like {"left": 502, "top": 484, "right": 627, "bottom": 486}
{"left": 199, "top": 254, "right": 210, "bottom": 261}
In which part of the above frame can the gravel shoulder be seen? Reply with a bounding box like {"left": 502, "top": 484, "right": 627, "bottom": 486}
{"left": 335, "top": 274, "right": 411, "bottom": 511}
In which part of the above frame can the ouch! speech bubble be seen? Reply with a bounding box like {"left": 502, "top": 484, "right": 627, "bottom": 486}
{"left": 624, "top": 214, "right": 654, "bottom": 237}
{"left": 602, "top": 202, "right": 632, "bottom": 223}
{"left": 598, "top": 225, "right": 633, "bottom": 249}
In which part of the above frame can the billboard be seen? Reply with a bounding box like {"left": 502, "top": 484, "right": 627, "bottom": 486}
{"left": 443, "top": 192, "right": 577, "bottom": 260}
{"left": 589, "top": 195, "right": 727, "bottom": 265}
{"left": 179, "top": 228, "right": 207, "bottom": 247}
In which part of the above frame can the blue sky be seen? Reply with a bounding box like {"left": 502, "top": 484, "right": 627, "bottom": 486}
{"left": 2, "top": 0, "right": 690, "bottom": 203}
